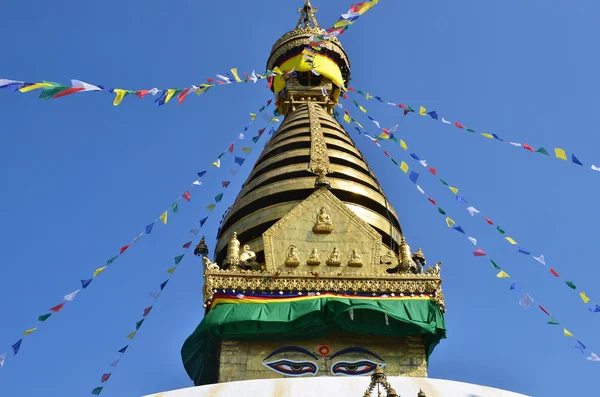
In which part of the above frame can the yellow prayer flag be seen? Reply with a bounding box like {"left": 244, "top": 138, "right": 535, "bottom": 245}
{"left": 564, "top": 328, "right": 573, "bottom": 337}
{"left": 354, "top": 121, "right": 364, "bottom": 128}
{"left": 164, "top": 89, "right": 177, "bottom": 104}
{"left": 270, "top": 117, "right": 280, "bottom": 123}
{"left": 160, "top": 211, "right": 168, "bottom": 225}
{"left": 359, "top": 106, "right": 367, "bottom": 113}
{"left": 481, "top": 133, "right": 494, "bottom": 139}
{"left": 505, "top": 237, "right": 518, "bottom": 245}
{"left": 194, "top": 86, "right": 209, "bottom": 96}
{"left": 496, "top": 270, "right": 510, "bottom": 278}
{"left": 555, "top": 148, "right": 567, "bottom": 160}
{"left": 400, "top": 140, "right": 408, "bottom": 151}
{"left": 241, "top": 147, "right": 252, "bottom": 154}
{"left": 210, "top": 159, "right": 220, "bottom": 168}
{"left": 365, "top": 93, "right": 373, "bottom": 100}
{"left": 400, "top": 161, "right": 409, "bottom": 173}
{"left": 333, "top": 19, "right": 353, "bottom": 29}
{"left": 419, "top": 106, "right": 427, "bottom": 116}
{"left": 167, "top": 266, "right": 176, "bottom": 274}
{"left": 449, "top": 186, "right": 459, "bottom": 194}
{"left": 93, "top": 266, "right": 107, "bottom": 277}
{"left": 126, "top": 331, "right": 137, "bottom": 340}
{"left": 19, "top": 83, "right": 53, "bottom": 93}
{"left": 250, "top": 113, "right": 257, "bottom": 120}
{"left": 23, "top": 327, "right": 37, "bottom": 336}
{"left": 445, "top": 217, "right": 455, "bottom": 228}
{"left": 113, "top": 89, "right": 127, "bottom": 106}
{"left": 272, "top": 66, "right": 283, "bottom": 75}
{"left": 343, "top": 113, "right": 351, "bottom": 124}
{"left": 206, "top": 203, "right": 216, "bottom": 211}
{"left": 230, "top": 68, "right": 243, "bottom": 83}
{"left": 580, "top": 292, "right": 590, "bottom": 304}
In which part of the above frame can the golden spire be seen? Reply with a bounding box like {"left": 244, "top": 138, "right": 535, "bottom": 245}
{"left": 296, "top": 0, "right": 320, "bottom": 28}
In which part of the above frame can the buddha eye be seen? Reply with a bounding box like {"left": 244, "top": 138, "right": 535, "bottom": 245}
{"left": 262, "top": 360, "right": 318, "bottom": 376}
{"left": 331, "top": 360, "right": 379, "bottom": 376}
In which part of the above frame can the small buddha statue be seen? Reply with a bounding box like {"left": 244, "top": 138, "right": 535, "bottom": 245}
{"left": 348, "top": 249, "right": 363, "bottom": 267}
{"left": 313, "top": 207, "right": 333, "bottom": 233}
{"left": 307, "top": 248, "right": 321, "bottom": 266}
{"left": 326, "top": 247, "right": 341, "bottom": 266}
{"left": 285, "top": 245, "right": 300, "bottom": 267}
{"left": 426, "top": 261, "right": 442, "bottom": 275}
{"left": 223, "top": 232, "right": 241, "bottom": 270}
{"left": 412, "top": 248, "right": 426, "bottom": 274}
{"left": 203, "top": 256, "right": 220, "bottom": 271}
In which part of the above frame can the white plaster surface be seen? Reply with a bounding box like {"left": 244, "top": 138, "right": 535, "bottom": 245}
{"left": 144, "top": 377, "right": 530, "bottom": 397}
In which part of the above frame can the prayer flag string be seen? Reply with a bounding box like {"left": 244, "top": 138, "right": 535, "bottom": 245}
{"left": 335, "top": 103, "right": 598, "bottom": 362}
{"left": 343, "top": 88, "right": 600, "bottom": 173}
{"left": 340, "top": 97, "right": 600, "bottom": 315}
{"left": 0, "top": 99, "right": 275, "bottom": 368}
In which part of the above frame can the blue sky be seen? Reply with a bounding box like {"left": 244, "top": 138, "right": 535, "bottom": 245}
{"left": 1, "top": 1, "right": 599, "bottom": 396}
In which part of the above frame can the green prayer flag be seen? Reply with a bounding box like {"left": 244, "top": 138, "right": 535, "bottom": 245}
{"left": 497, "top": 226, "right": 505, "bottom": 234}
{"left": 357, "top": 90, "right": 364, "bottom": 95}
{"left": 536, "top": 147, "right": 549, "bottom": 155}
{"left": 439, "top": 179, "right": 449, "bottom": 186}
{"left": 547, "top": 317, "right": 559, "bottom": 325}
{"left": 92, "top": 387, "right": 103, "bottom": 395}
{"left": 217, "top": 152, "right": 225, "bottom": 159}
{"left": 215, "top": 193, "right": 224, "bottom": 203}
{"left": 172, "top": 201, "right": 179, "bottom": 214}
{"left": 126, "top": 90, "right": 136, "bottom": 96}
{"left": 391, "top": 137, "right": 398, "bottom": 143}
{"left": 407, "top": 106, "right": 415, "bottom": 113}
{"left": 259, "top": 106, "right": 265, "bottom": 112}
{"left": 391, "top": 159, "right": 398, "bottom": 165}
{"left": 135, "top": 319, "right": 145, "bottom": 330}
{"left": 466, "top": 128, "right": 475, "bottom": 133}
{"left": 106, "top": 256, "right": 119, "bottom": 265}
{"left": 174, "top": 254, "right": 184, "bottom": 265}
{"left": 566, "top": 281, "right": 577, "bottom": 289}
{"left": 490, "top": 260, "right": 501, "bottom": 270}
{"left": 252, "top": 136, "right": 259, "bottom": 143}
{"left": 39, "top": 86, "right": 69, "bottom": 100}
{"left": 173, "top": 88, "right": 183, "bottom": 96}
{"left": 437, "top": 207, "right": 446, "bottom": 215}
{"left": 38, "top": 313, "right": 52, "bottom": 322}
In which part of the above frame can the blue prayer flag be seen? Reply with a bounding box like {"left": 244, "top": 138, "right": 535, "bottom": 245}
{"left": 410, "top": 153, "right": 420, "bottom": 161}
{"left": 427, "top": 111, "right": 438, "bottom": 120}
{"left": 572, "top": 154, "right": 583, "bottom": 166}
{"left": 456, "top": 195, "right": 468, "bottom": 205}
{"left": 518, "top": 246, "right": 531, "bottom": 255}
{"left": 453, "top": 226, "right": 465, "bottom": 234}
{"left": 576, "top": 340, "right": 586, "bottom": 353}
{"left": 81, "top": 279, "right": 92, "bottom": 289}
{"left": 409, "top": 171, "right": 419, "bottom": 184}
{"left": 154, "top": 90, "right": 167, "bottom": 106}
{"left": 509, "top": 282, "right": 521, "bottom": 291}
{"left": 12, "top": 339, "right": 22, "bottom": 355}
{"left": 145, "top": 223, "right": 154, "bottom": 234}
{"left": 589, "top": 305, "right": 600, "bottom": 313}
{"left": 197, "top": 171, "right": 207, "bottom": 178}
{"left": 118, "top": 346, "right": 128, "bottom": 353}
{"left": 199, "top": 217, "right": 208, "bottom": 227}
{"left": 268, "top": 127, "right": 275, "bottom": 135}
{"left": 492, "top": 134, "right": 503, "bottom": 141}
{"left": 160, "top": 280, "right": 168, "bottom": 290}
{"left": 374, "top": 96, "right": 383, "bottom": 102}
{"left": 234, "top": 157, "right": 245, "bottom": 166}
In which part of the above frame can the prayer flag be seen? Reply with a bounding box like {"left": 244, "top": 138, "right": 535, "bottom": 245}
{"left": 92, "top": 387, "right": 103, "bottom": 395}
{"left": 182, "top": 191, "right": 191, "bottom": 202}
{"left": 449, "top": 186, "right": 459, "bottom": 194}
{"left": 190, "top": 228, "right": 200, "bottom": 236}
{"left": 590, "top": 305, "right": 600, "bottom": 313}
{"left": 93, "top": 267, "right": 106, "bottom": 277}
{"left": 109, "top": 360, "right": 120, "bottom": 367}
{"left": 510, "top": 282, "right": 520, "bottom": 291}
{"left": 566, "top": 281, "right": 576, "bottom": 289}
{"left": 400, "top": 162, "right": 409, "bottom": 173}
{"left": 580, "top": 292, "right": 590, "bottom": 304}
{"left": 466, "top": 207, "right": 480, "bottom": 216}
{"left": 113, "top": 89, "right": 127, "bottom": 106}
{"left": 241, "top": 147, "right": 252, "bottom": 154}
{"left": 490, "top": 260, "right": 501, "bottom": 270}
{"left": 547, "top": 317, "right": 559, "bottom": 325}
{"left": 211, "top": 159, "right": 220, "bottom": 168}
{"left": 519, "top": 294, "right": 533, "bottom": 309}
{"left": 572, "top": 154, "right": 583, "bottom": 166}
{"left": 215, "top": 193, "right": 224, "bottom": 203}
{"left": 518, "top": 246, "right": 530, "bottom": 255}
{"left": 484, "top": 217, "right": 493, "bottom": 225}
{"left": 536, "top": 147, "right": 549, "bottom": 155}
{"left": 409, "top": 171, "right": 419, "bottom": 184}
{"left": 228, "top": 143, "right": 234, "bottom": 153}
{"left": 428, "top": 198, "right": 437, "bottom": 206}
{"left": 400, "top": 140, "right": 407, "bottom": 150}
{"left": 555, "top": 148, "right": 567, "bottom": 160}
{"left": 182, "top": 241, "right": 192, "bottom": 249}
{"left": 49, "top": 302, "right": 66, "bottom": 312}
{"left": 576, "top": 340, "right": 586, "bottom": 353}
{"left": 160, "top": 211, "right": 168, "bottom": 225}
{"left": 496, "top": 271, "right": 510, "bottom": 278}
{"left": 38, "top": 313, "right": 52, "bottom": 322}
{"left": 101, "top": 373, "right": 112, "bottom": 383}
{"left": 12, "top": 340, "right": 22, "bottom": 355}
{"left": 587, "top": 353, "right": 600, "bottom": 361}
{"left": 456, "top": 195, "right": 467, "bottom": 204}
{"left": 234, "top": 157, "right": 245, "bottom": 166}
{"left": 539, "top": 305, "right": 550, "bottom": 316}
{"left": 454, "top": 122, "right": 465, "bottom": 129}
{"left": 497, "top": 226, "right": 505, "bottom": 234}
{"left": 416, "top": 185, "right": 425, "bottom": 195}
{"left": 468, "top": 237, "right": 477, "bottom": 245}
{"left": 177, "top": 88, "right": 191, "bottom": 104}
{"left": 167, "top": 266, "right": 176, "bottom": 274}
{"left": 428, "top": 111, "right": 438, "bottom": 119}
{"left": 146, "top": 223, "right": 154, "bottom": 234}
{"left": 550, "top": 268, "right": 560, "bottom": 277}
{"left": 23, "top": 327, "right": 37, "bottom": 337}
{"left": 533, "top": 255, "right": 545, "bottom": 265}
{"left": 0, "top": 353, "right": 5, "bottom": 368}
{"left": 143, "top": 307, "right": 152, "bottom": 317}
{"left": 419, "top": 106, "right": 427, "bottom": 116}
{"left": 505, "top": 237, "right": 517, "bottom": 245}
{"left": 197, "top": 171, "right": 207, "bottom": 178}
{"left": 64, "top": 289, "right": 80, "bottom": 301}
{"left": 473, "top": 249, "right": 486, "bottom": 257}
{"left": 119, "top": 244, "right": 130, "bottom": 254}
{"left": 222, "top": 181, "right": 231, "bottom": 188}
{"left": 437, "top": 207, "right": 446, "bottom": 215}
{"left": 523, "top": 143, "right": 535, "bottom": 152}
{"left": 442, "top": 118, "right": 451, "bottom": 124}
{"left": 174, "top": 254, "right": 184, "bottom": 265}
{"left": 192, "top": 179, "right": 202, "bottom": 186}
{"left": 118, "top": 346, "right": 128, "bottom": 353}
{"left": 564, "top": 329, "right": 573, "bottom": 337}
{"left": 453, "top": 226, "right": 465, "bottom": 234}
{"left": 135, "top": 319, "right": 145, "bottom": 330}
{"left": 252, "top": 136, "right": 259, "bottom": 143}
{"left": 81, "top": 279, "right": 92, "bottom": 289}
{"left": 199, "top": 217, "right": 208, "bottom": 227}
{"left": 126, "top": 331, "right": 136, "bottom": 340}
{"left": 445, "top": 217, "right": 455, "bottom": 228}
{"left": 106, "top": 256, "right": 118, "bottom": 265}
{"left": 163, "top": 89, "right": 178, "bottom": 104}
{"left": 592, "top": 165, "right": 600, "bottom": 172}
{"left": 160, "top": 280, "right": 168, "bottom": 290}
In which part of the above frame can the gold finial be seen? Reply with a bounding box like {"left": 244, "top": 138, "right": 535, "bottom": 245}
{"left": 399, "top": 237, "right": 417, "bottom": 273}
{"left": 223, "top": 232, "right": 241, "bottom": 269}
{"left": 418, "top": 389, "right": 427, "bottom": 397}
{"left": 296, "top": 0, "right": 320, "bottom": 28}
{"left": 194, "top": 236, "right": 209, "bottom": 257}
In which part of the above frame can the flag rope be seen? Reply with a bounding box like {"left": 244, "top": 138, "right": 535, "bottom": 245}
{"left": 335, "top": 100, "right": 599, "bottom": 362}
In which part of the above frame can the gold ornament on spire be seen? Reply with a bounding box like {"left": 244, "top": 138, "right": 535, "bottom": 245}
{"left": 296, "top": 0, "right": 320, "bottom": 29}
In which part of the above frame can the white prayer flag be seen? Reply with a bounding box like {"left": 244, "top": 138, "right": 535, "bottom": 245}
{"left": 250, "top": 71, "right": 257, "bottom": 83}
{"left": 71, "top": 79, "right": 101, "bottom": 91}
{"left": 190, "top": 229, "right": 200, "bottom": 236}
{"left": 371, "top": 120, "right": 381, "bottom": 129}
{"left": 416, "top": 185, "right": 425, "bottom": 195}
{"left": 149, "top": 292, "right": 160, "bottom": 299}
{"left": 238, "top": 133, "right": 244, "bottom": 140}
{"left": 587, "top": 353, "right": 600, "bottom": 361}
{"left": 442, "top": 118, "right": 451, "bottom": 124}
{"left": 0, "top": 79, "right": 22, "bottom": 88}
{"left": 591, "top": 165, "right": 600, "bottom": 172}
{"left": 389, "top": 124, "right": 399, "bottom": 132}
{"left": 468, "top": 237, "right": 477, "bottom": 245}
{"left": 216, "top": 74, "right": 231, "bottom": 83}
{"left": 509, "top": 142, "right": 522, "bottom": 147}
{"left": 533, "top": 255, "right": 545, "bottom": 265}
{"left": 466, "top": 206, "right": 480, "bottom": 216}
{"left": 109, "top": 359, "right": 120, "bottom": 367}
{"left": 64, "top": 289, "right": 81, "bottom": 301}
{"left": 193, "top": 179, "right": 202, "bottom": 186}
{"left": 132, "top": 232, "right": 143, "bottom": 244}
{"left": 519, "top": 294, "right": 533, "bottom": 309}
{"left": 0, "top": 352, "right": 6, "bottom": 368}
{"left": 418, "top": 160, "right": 428, "bottom": 168}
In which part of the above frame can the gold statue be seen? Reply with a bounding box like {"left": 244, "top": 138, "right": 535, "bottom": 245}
{"left": 412, "top": 248, "right": 426, "bottom": 274}
{"left": 307, "top": 248, "right": 321, "bottom": 266}
{"left": 348, "top": 249, "right": 363, "bottom": 267}
{"left": 223, "top": 232, "right": 241, "bottom": 269}
{"left": 313, "top": 207, "right": 333, "bottom": 233}
{"left": 285, "top": 245, "right": 300, "bottom": 267}
{"left": 326, "top": 247, "right": 341, "bottom": 266}
{"left": 239, "top": 245, "right": 259, "bottom": 270}
{"left": 425, "top": 261, "right": 442, "bottom": 275}
{"left": 203, "top": 256, "right": 220, "bottom": 271}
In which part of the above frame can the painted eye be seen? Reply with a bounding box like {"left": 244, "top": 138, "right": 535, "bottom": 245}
{"left": 262, "top": 360, "right": 318, "bottom": 376}
{"left": 331, "top": 360, "right": 380, "bottom": 376}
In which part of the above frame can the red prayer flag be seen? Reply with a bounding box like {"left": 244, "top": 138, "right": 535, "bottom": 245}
{"left": 473, "top": 248, "right": 486, "bottom": 257}
{"left": 182, "top": 190, "right": 191, "bottom": 202}
{"left": 49, "top": 302, "right": 66, "bottom": 312}
{"left": 222, "top": 181, "right": 231, "bottom": 188}
{"left": 484, "top": 217, "right": 494, "bottom": 225}
{"left": 267, "top": 99, "right": 272, "bottom": 106}
{"left": 347, "top": 87, "right": 356, "bottom": 92}
{"left": 182, "top": 241, "right": 192, "bottom": 249}
{"left": 135, "top": 90, "right": 150, "bottom": 98}
{"left": 428, "top": 198, "right": 437, "bottom": 206}
{"left": 258, "top": 128, "right": 266, "bottom": 136}
{"left": 398, "top": 104, "right": 407, "bottom": 109}
{"left": 454, "top": 122, "right": 465, "bottom": 129}
{"left": 177, "top": 88, "right": 191, "bottom": 104}
{"left": 227, "top": 143, "right": 234, "bottom": 153}
{"left": 120, "top": 244, "right": 131, "bottom": 254}
{"left": 101, "top": 373, "right": 112, "bottom": 383}
{"left": 538, "top": 305, "right": 550, "bottom": 316}
{"left": 382, "top": 150, "right": 390, "bottom": 157}
{"left": 550, "top": 268, "right": 560, "bottom": 277}
{"left": 343, "top": 94, "right": 349, "bottom": 99}
{"left": 52, "top": 87, "right": 85, "bottom": 99}
{"left": 143, "top": 306, "right": 153, "bottom": 317}
{"left": 267, "top": 76, "right": 274, "bottom": 89}
{"left": 206, "top": 78, "right": 215, "bottom": 83}
{"left": 523, "top": 143, "right": 535, "bottom": 152}
{"left": 429, "top": 167, "right": 437, "bottom": 176}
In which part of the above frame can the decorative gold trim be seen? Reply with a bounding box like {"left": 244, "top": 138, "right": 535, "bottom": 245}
{"left": 307, "top": 102, "right": 331, "bottom": 177}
